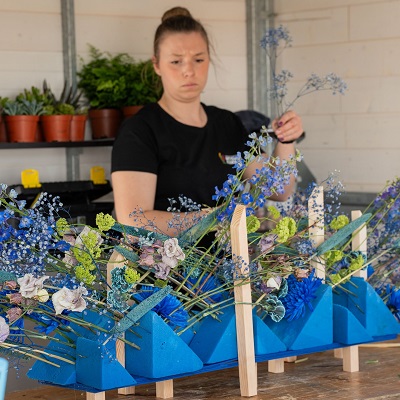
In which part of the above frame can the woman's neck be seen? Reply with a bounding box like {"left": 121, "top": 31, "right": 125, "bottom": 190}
{"left": 158, "top": 96, "right": 207, "bottom": 128}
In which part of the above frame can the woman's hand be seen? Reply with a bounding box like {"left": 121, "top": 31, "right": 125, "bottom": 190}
{"left": 272, "top": 110, "right": 303, "bottom": 143}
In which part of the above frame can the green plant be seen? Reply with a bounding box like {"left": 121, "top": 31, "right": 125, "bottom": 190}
{"left": 77, "top": 45, "right": 134, "bottom": 109}
{"left": 125, "top": 59, "right": 162, "bottom": 106}
{"left": 42, "top": 79, "right": 82, "bottom": 114}
{"left": 3, "top": 99, "right": 44, "bottom": 116}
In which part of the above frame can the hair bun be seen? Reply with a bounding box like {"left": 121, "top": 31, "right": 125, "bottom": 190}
{"left": 162, "top": 7, "right": 192, "bottom": 22}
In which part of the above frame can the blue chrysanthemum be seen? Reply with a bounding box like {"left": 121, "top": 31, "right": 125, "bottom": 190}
{"left": 134, "top": 286, "right": 189, "bottom": 328}
{"left": 282, "top": 270, "right": 322, "bottom": 321}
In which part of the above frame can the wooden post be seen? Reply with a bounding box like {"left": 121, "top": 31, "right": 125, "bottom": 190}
{"left": 342, "top": 345, "right": 359, "bottom": 372}
{"left": 156, "top": 380, "right": 174, "bottom": 398}
{"left": 308, "top": 186, "right": 325, "bottom": 280}
{"left": 230, "top": 204, "right": 258, "bottom": 397}
{"left": 85, "top": 250, "right": 136, "bottom": 400}
{"left": 86, "top": 392, "right": 105, "bottom": 400}
{"left": 338, "top": 210, "right": 365, "bottom": 372}
{"left": 351, "top": 210, "right": 368, "bottom": 279}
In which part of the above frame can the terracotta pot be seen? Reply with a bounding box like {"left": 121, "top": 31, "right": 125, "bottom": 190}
{"left": 41, "top": 115, "right": 72, "bottom": 142}
{"left": 122, "top": 105, "right": 143, "bottom": 120}
{"left": 5, "top": 115, "right": 39, "bottom": 143}
{"left": 89, "top": 108, "right": 122, "bottom": 139}
{"left": 70, "top": 114, "right": 87, "bottom": 142}
{"left": 0, "top": 115, "right": 7, "bottom": 142}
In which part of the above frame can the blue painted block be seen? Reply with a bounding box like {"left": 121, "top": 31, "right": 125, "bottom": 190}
{"left": 265, "top": 284, "right": 333, "bottom": 350}
{"left": 333, "top": 304, "right": 373, "bottom": 344}
{"left": 253, "top": 313, "right": 287, "bottom": 355}
{"left": 189, "top": 306, "right": 287, "bottom": 364}
{"left": 333, "top": 277, "right": 400, "bottom": 337}
{"left": 189, "top": 306, "right": 237, "bottom": 364}
{"left": 27, "top": 333, "right": 77, "bottom": 386}
{"left": 125, "top": 311, "right": 203, "bottom": 378}
{"left": 76, "top": 337, "right": 136, "bottom": 391}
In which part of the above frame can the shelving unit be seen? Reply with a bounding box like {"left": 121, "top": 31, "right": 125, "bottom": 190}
{"left": 0, "top": 139, "right": 114, "bottom": 181}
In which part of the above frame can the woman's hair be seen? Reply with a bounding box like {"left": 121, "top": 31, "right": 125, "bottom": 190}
{"left": 153, "top": 7, "right": 210, "bottom": 60}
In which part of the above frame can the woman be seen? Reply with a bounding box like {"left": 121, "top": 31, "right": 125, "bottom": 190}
{"left": 111, "top": 7, "right": 303, "bottom": 235}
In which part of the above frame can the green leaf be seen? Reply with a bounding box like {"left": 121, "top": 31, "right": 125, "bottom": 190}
{"left": 316, "top": 213, "right": 371, "bottom": 256}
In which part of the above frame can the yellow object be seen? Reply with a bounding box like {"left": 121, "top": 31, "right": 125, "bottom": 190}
{"left": 90, "top": 166, "right": 107, "bottom": 184}
{"left": 21, "top": 169, "right": 42, "bottom": 189}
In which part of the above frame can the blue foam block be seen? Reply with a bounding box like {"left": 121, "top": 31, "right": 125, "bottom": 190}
{"left": 333, "top": 304, "right": 373, "bottom": 344}
{"left": 27, "top": 333, "right": 77, "bottom": 386}
{"left": 265, "top": 284, "right": 333, "bottom": 350}
{"left": 76, "top": 337, "right": 136, "bottom": 391}
{"left": 125, "top": 311, "right": 203, "bottom": 378}
{"left": 333, "top": 277, "right": 400, "bottom": 337}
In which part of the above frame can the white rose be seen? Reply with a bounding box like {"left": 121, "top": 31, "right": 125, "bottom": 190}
{"left": 163, "top": 238, "right": 185, "bottom": 261}
{"left": 17, "top": 274, "right": 49, "bottom": 298}
{"left": 52, "top": 286, "right": 88, "bottom": 315}
{"left": 0, "top": 317, "right": 9, "bottom": 343}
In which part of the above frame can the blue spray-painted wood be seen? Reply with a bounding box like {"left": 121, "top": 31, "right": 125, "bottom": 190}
{"left": 189, "top": 306, "right": 286, "bottom": 364}
{"left": 333, "top": 277, "right": 400, "bottom": 337}
{"left": 75, "top": 337, "right": 137, "bottom": 390}
{"left": 333, "top": 304, "right": 373, "bottom": 344}
{"left": 125, "top": 310, "right": 203, "bottom": 378}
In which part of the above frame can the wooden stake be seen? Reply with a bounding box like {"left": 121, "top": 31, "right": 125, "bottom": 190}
{"left": 231, "top": 204, "right": 257, "bottom": 397}
{"left": 351, "top": 210, "right": 368, "bottom": 279}
{"left": 342, "top": 345, "right": 359, "bottom": 372}
{"left": 308, "top": 186, "right": 325, "bottom": 280}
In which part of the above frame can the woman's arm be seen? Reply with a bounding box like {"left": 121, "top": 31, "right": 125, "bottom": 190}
{"left": 243, "top": 110, "right": 303, "bottom": 201}
{"left": 112, "top": 170, "right": 209, "bottom": 236}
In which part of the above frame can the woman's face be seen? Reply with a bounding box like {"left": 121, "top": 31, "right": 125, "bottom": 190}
{"left": 153, "top": 32, "right": 210, "bottom": 103}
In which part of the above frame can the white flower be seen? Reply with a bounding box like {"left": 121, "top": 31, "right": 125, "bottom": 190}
{"left": 159, "top": 238, "right": 185, "bottom": 269}
{"left": 17, "top": 274, "right": 49, "bottom": 299}
{"left": 0, "top": 317, "right": 9, "bottom": 343}
{"left": 266, "top": 276, "right": 282, "bottom": 290}
{"left": 52, "top": 286, "right": 88, "bottom": 315}
{"left": 36, "top": 289, "right": 50, "bottom": 302}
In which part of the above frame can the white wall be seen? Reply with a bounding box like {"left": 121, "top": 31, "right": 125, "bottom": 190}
{"left": 0, "top": 0, "right": 247, "bottom": 186}
{"left": 275, "top": 0, "right": 400, "bottom": 192}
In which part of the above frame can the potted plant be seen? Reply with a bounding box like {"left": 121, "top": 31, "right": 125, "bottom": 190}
{"left": 122, "top": 59, "right": 162, "bottom": 119}
{"left": 3, "top": 97, "right": 44, "bottom": 143}
{"left": 77, "top": 45, "right": 133, "bottom": 139}
{"left": 41, "top": 80, "right": 85, "bottom": 142}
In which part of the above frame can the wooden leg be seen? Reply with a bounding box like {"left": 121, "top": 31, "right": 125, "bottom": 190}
{"left": 334, "top": 348, "right": 343, "bottom": 358}
{"left": 268, "top": 359, "right": 284, "bottom": 373}
{"left": 156, "top": 380, "right": 174, "bottom": 399}
{"left": 86, "top": 392, "right": 105, "bottom": 400}
{"left": 118, "top": 387, "right": 136, "bottom": 395}
{"left": 284, "top": 356, "right": 297, "bottom": 363}
{"left": 342, "top": 345, "right": 359, "bottom": 372}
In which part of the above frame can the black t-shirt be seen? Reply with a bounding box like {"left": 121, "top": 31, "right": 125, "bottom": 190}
{"left": 111, "top": 103, "right": 248, "bottom": 211}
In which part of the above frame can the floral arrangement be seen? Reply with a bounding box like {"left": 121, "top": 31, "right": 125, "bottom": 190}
{"left": 0, "top": 27, "right": 398, "bottom": 378}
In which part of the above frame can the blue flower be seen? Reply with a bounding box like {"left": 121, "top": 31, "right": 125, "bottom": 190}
{"left": 184, "top": 274, "right": 224, "bottom": 304}
{"left": 134, "top": 286, "right": 189, "bottom": 328}
{"left": 282, "top": 270, "right": 322, "bottom": 321}
{"left": 386, "top": 285, "right": 400, "bottom": 322}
